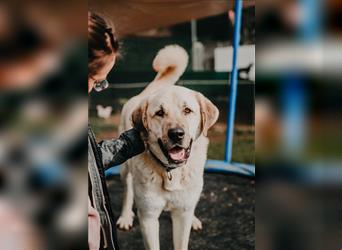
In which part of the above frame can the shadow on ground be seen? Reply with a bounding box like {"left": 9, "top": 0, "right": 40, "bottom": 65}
{"left": 107, "top": 173, "right": 255, "bottom": 250}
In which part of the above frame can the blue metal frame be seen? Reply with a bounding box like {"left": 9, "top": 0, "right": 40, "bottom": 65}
{"left": 106, "top": 0, "right": 255, "bottom": 178}
{"left": 225, "top": 0, "right": 243, "bottom": 163}
{"left": 204, "top": 0, "right": 255, "bottom": 177}
{"left": 280, "top": 0, "right": 320, "bottom": 157}
{"left": 281, "top": 74, "right": 306, "bottom": 157}
{"left": 206, "top": 160, "right": 255, "bottom": 176}
{"left": 300, "top": 0, "right": 321, "bottom": 41}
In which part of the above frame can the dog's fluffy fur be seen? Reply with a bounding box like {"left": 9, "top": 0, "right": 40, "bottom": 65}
{"left": 117, "top": 45, "right": 219, "bottom": 250}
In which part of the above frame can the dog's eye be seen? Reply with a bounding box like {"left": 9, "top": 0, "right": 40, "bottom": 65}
{"left": 184, "top": 107, "right": 192, "bottom": 115}
{"left": 155, "top": 110, "right": 165, "bottom": 117}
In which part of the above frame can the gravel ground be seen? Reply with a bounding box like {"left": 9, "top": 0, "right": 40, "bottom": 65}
{"left": 107, "top": 173, "right": 255, "bottom": 250}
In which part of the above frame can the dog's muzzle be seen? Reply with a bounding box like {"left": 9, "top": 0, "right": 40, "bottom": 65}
{"left": 158, "top": 138, "right": 192, "bottom": 165}
{"left": 147, "top": 138, "right": 193, "bottom": 173}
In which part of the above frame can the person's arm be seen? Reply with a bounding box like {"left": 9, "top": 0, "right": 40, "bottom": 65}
{"left": 98, "top": 128, "right": 145, "bottom": 169}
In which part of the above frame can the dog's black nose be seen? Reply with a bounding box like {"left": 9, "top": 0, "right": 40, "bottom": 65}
{"left": 168, "top": 128, "right": 185, "bottom": 142}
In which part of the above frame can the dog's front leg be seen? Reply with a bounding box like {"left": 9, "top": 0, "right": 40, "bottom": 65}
{"left": 117, "top": 171, "right": 135, "bottom": 230}
{"left": 138, "top": 209, "right": 162, "bottom": 250}
{"left": 171, "top": 209, "right": 194, "bottom": 250}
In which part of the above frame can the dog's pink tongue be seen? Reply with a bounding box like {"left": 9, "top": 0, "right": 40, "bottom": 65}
{"left": 169, "top": 147, "right": 186, "bottom": 161}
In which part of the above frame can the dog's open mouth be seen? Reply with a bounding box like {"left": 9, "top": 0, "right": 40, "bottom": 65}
{"left": 169, "top": 146, "right": 187, "bottom": 162}
{"left": 158, "top": 139, "right": 192, "bottom": 165}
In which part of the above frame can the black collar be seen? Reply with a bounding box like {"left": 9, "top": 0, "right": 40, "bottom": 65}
{"left": 148, "top": 148, "right": 177, "bottom": 172}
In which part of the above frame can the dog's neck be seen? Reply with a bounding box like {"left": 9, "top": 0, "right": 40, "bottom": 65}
{"left": 144, "top": 143, "right": 199, "bottom": 191}
{"left": 143, "top": 135, "right": 207, "bottom": 191}
{"left": 163, "top": 169, "right": 183, "bottom": 191}
{"left": 145, "top": 150, "right": 181, "bottom": 190}
{"left": 148, "top": 147, "right": 178, "bottom": 174}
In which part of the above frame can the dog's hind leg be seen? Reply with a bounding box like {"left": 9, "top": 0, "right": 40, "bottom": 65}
{"left": 116, "top": 165, "right": 135, "bottom": 230}
{"left": 192, "top": 215, "right": 203, "bottom": 230}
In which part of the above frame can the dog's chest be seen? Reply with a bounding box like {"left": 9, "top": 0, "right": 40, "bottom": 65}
{"left": 133, "top": 165, "right": 203, "bottom": 209}
{"left": 163, "top": 186, "right": 202, "bottom": 211}
{"left": 159, "top": 172, "right": 203, "bottom": 210}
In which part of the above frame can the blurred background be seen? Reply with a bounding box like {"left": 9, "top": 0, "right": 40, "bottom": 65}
{"left": 89, "top": 1, "right": 255, "bottom": 249}
{"left": 0, "top": 2, "right": 87, "bottom": 249}
{"left": 1, "top": 0, "right": 341, "bottom": 249}
{"left": 256, "top": 0, "right": 342, "bottom": 249}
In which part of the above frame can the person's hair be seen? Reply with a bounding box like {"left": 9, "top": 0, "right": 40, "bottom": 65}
{"left": 88, "top": 11, "right": 119, "bottom": 77}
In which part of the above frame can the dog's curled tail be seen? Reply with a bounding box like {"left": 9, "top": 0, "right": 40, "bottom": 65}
{"left": 141, "top": 45, "right": 188, "bottom": 96}
{"left": 153, "top": 44, "right": 188, "bottom": 80}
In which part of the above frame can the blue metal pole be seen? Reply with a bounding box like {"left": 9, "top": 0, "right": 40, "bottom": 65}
{"left": 300, "top": 0, "right": 321, "bottom": 41}
{"left": 281, "top": 0, "right": 320, "bottom": 157}
{"left": 282, "top": 74, "right": 306, "bottom": 157}
{"left": 225, "top": 0, "right": 243, "bottom": 162}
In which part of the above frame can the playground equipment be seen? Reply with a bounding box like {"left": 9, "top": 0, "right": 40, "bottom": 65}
{"left": 204, "top": 0, "right": 255, "bottom": 176}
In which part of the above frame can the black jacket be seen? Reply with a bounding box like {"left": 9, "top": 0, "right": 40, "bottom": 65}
{"left": 88, "top": 126, "right": 145, "bottom": 250}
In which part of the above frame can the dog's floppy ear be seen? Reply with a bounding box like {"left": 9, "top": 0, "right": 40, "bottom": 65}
{"left": 131, "top": 100, "right": 149, "bottom": 133}
{"left": 196, "top": 92, "right": 219, "bottom": 137}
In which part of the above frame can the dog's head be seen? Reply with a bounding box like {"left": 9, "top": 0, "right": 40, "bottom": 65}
{"left": 131, "top": 86, "right": 219, "bottom": 169}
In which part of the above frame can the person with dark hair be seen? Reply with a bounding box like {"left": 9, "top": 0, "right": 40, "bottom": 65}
{"left": 88, "top": 11, "right": 145, "bottom": 250}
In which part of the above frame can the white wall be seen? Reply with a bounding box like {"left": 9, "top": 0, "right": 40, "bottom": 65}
{"left": 214, "top": 44, "right": 255, "bottom": 81}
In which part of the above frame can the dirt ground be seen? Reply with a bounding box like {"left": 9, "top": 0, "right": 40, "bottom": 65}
{"left": 107, "top": 173, "right": 255, "bottom": 250}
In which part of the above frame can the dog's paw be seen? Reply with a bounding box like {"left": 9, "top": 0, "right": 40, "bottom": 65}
{"left": 116, "top": 212, "right": 134, "bottom": 231}
{"left": 192, "top": 216, "right": 203, "bottom": 231}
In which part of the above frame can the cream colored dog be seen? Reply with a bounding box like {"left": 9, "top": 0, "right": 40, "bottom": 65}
{"left": 117, "top": 45, "right": 219, "bottom": 250}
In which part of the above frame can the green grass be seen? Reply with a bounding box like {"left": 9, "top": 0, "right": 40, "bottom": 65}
{"left": 207, "top": 127, "right": 255, "bottom": 164}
